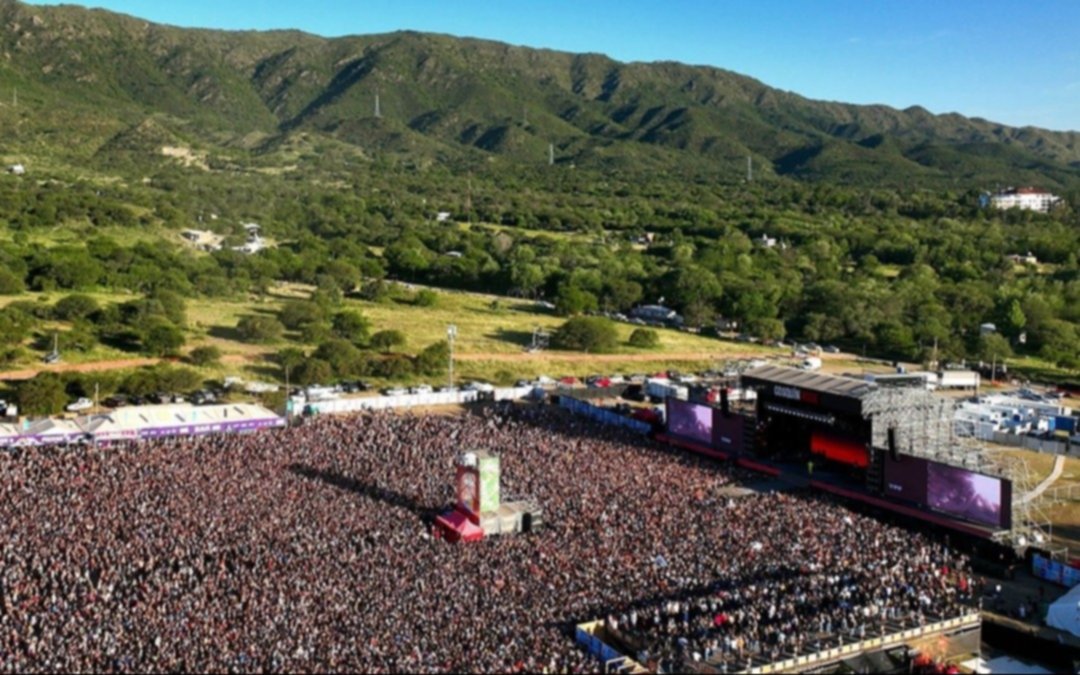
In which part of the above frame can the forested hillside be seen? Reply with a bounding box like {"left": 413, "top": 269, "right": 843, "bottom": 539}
{"left": 0, "top": 0, "right": 1076, "bottom": 378}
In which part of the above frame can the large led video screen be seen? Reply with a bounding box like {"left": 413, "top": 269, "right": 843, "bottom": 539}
{"left": 927, "top": 463, "right": 1010, "bottom": 529}
{"left": 712, "top": 411, "right": 745, "bottom": 453}
{"left": 883, "top": 454, "right": 930, "bottom": 505}
{"left": 666, "top": 400, "right": 713, "bottom": 445}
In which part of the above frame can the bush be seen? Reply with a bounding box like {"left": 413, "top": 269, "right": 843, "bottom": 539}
{"left": 414, "top": 289, "right": 438, "bottom": 307}
{"left": 293, "top": 358, "right": 334, "bottom": 386}
{"left": 374, "top": 354, "right": 416, "bottom": 379}
{"left": 628, "top": 328, "right": 660, "bottom": 349}
{"left": 370, "top": 329, "right": 406, "bottom": 353}
{"left": 17, "top": 373, "right": 68, "bottom": 415}
{"left": 187, "top": 345, "right": 223, "bottom": 367}
{"left": 237, "top": 315, "right": 285, "bottom": 344}
{"left": 331, "top": 311, "right": 372, "bottom": 346}
{"left": 414, "top": 340, "right": 449, "bottom": 376}
{"left": 551, "top": 317, "right": 618, "bottom": 353}
{"left": 279, "top": 301, "right": 326, "bottom": 331}
{"left": 0, "top": 269, "right": 25, "bottom": 295}
{"left": 142, "top": 322, "right": 185, "bottom": 357}
{"left": 314, "top": 339, "right": 367, "bottom": 378}
{"left": 53, "top": 294, "right": 100, "bottom": 321}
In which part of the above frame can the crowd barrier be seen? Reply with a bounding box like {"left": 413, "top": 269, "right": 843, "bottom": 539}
{"left": 559, "top": 396, "right": 653, "bottom": 435}
{"left": 305, "top": 387, "right": 536, "bottom": 415}
{"left": 1033, "top": 553, "right": 1080, "bottom": 588}
{"left": 574, "top": 622, "right": 647, "bottom": 674}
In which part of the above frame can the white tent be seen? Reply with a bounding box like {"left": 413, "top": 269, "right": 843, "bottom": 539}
{"left": 1045, "top": 582, "right": 1080, "bottom": 637}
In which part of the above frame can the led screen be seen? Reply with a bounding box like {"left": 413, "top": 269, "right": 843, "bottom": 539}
{"left": 927, "top": 463, "right": 1005, "bottom": 529}
{"left": 711, "top": 411, "right": 745, "bottom": 453}
{"left": 883, "top": 454, "right": 930, "bottom": 505}
{"left": 667, "top": 400, "right": 713, "bottom": 445}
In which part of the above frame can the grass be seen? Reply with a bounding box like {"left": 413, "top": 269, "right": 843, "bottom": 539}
{"left": 0, "top": 284, "right": 782, "bottom": 386}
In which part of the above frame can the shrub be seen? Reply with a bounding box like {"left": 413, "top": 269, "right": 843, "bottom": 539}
{"left": 237, "top": 315, "right": 285, "bottom": 344}
{"left": 551, "top": 317, "right": 618, "bottom": 353}
{"left": 187, "top": 345, "right": 223, "bottom": 367}
{"left": 53, "top": 294, "right": 100, "bottom": 321}
{"left": 370, "top": 329, "right": 406, "bottom": 353}
{"left": 17, "top": 373, "right": 68, "bottom": 415}
{"left": 414, "top": 289, "right": 438, "bottom": 307}
{"left": 628, "top": 328, "right": 660, "bottom": 349}
{"left": 414, "top": 340, "right": 449, "bottom": 376}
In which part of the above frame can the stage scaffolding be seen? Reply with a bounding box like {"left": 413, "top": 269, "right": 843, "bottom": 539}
{"left": 862, "top": 385, "right": 1049, "bottom": 549}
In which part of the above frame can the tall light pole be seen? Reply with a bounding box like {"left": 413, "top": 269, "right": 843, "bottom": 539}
{"left": 447, "top": 324, "right": 458, "bottom": 391}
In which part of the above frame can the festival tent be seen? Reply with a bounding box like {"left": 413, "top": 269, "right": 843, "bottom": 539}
{"left": 1045, "top": 582, "right": 1080, "bottom": 637}
{"left": 435, "top": 509, "right": 484, "bottom": 543}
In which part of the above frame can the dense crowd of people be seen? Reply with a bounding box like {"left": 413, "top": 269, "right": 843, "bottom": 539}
{"left": 0, "top": 403, "right": 973, "bottom": 673}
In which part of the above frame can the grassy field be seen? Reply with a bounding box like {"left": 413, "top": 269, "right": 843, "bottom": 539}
{"left": 1, "top": 284, "right": 782, "bottom": 387}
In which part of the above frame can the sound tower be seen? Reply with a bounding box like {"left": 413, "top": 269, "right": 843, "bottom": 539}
{"left": 887, "top": 426, "right": 899, "bottom": 461}
{"left": 720, "top": 388, "right": 730, "bottom": 417}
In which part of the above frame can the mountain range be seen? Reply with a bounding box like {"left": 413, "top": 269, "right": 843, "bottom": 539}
{"left": 1, "top": 0, "right": 1078, "bottom": 189}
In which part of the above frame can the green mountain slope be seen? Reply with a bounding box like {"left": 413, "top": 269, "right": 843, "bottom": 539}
{"left": 1, "top": 0, "right": 1078, "bottom": 188}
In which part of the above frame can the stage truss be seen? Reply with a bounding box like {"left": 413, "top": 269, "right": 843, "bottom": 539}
{"left": 863, "top": 385, "right": 1051, "bottom": 550}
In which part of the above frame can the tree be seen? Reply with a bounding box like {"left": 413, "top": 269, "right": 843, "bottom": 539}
{"left": 279, "top": 301, "right": 327, "bottom": 331}
{"left": 293, "top": 358, "right": 334, "bottom": 386}
{"left": 370, "top": 329, "right": 407, "bottom": 353}
{"left": 187, "top": 345, "right": 223, "bottom": 367}
{"left": 52, "top": 294, "right": 100, "bottom": 321}
{"left": 17, "top": 373, "right": 68, "bottom": 415}
{"left": 979, "top": 333, "right": 1013, "bottom": 363}
{"left": 142, "top": 322, "right": 185, "bottom": 357}
{"left": 414, "top": 340, "right": 449, "bottom": 376}
{"left": 236, "top": 315, "right": 285, "bottom": 344}
{"left": 0, "top": 269, "right": 24, "bottom": 295}
{"left": 314, "top": 339, "right": 366, "bottom": 378}
{"left": 331, "top": 311, "right": 371, "bottom": 346}
{"left": 628, "top": 328, "right": 660, "bottom": 349}
{"left": 276, "top": 347, "right": 307, "bottom": 373}
{"left": 551, "top": 317, "right": 618, "bottom": 353}
{"left": 747, "top": 317, "right": 786, "bottom": 343}
{"left": 554, "top": 283, "right": 598, "bottom": 317}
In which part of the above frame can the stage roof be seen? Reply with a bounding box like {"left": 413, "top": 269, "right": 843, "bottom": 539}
{"left": 742, "top": 365, "right": 876, "bottom": 400}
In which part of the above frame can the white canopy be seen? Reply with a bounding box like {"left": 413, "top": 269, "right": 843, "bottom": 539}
{"left": 1045, "top": 582, "right": 1080, "bottom": 637}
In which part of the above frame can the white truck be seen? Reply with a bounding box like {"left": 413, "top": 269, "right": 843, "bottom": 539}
{"left": 645, "top": 378, "right": 689, "bottom": 402}
{"left": 937, "top": 370, "right": 980, "bottom": 390}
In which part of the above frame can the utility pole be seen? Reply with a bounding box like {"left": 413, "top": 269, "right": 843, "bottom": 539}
{"left": 447, "top": 324, "right": 458, "bottom": 391}
{"left": 284, "top": 364, "right": 291, "bottom": 423}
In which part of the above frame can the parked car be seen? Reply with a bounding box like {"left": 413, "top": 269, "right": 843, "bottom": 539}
{"left": 382, "top": 387, "right": 407, "bottom": 396}
{"left": 42, "top": 352, "right": 61, "bottom": 364}
{"left": 66, "top": 398, "right": 93, "bottom": 413}
{"left": 824, "top": 345, "right": 841, "bottom": 354}
{"left": 410, "top": 384, "right": 434, "bottom": 394}
{"left": 103, "top": 395, "right": 128, "bottom": 408}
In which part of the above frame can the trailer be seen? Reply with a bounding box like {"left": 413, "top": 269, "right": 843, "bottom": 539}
{"left": 937, "top": 370, "right": 980, "bottom": 390}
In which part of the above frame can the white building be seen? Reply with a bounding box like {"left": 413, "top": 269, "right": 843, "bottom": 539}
{"left": 990, "top": 187, "right": 1062, "bottom": 213}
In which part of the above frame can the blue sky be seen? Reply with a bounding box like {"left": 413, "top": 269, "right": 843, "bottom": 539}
{"left": 23, "top": 0, "right": 1080, "bottom": 131}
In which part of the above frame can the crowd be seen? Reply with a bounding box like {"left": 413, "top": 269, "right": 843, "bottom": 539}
{"left": 0, "top": 403, "right": 973, "bottom": 673}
